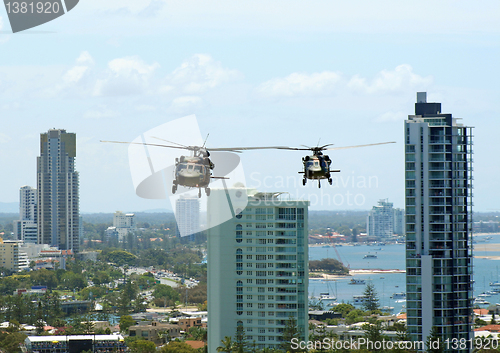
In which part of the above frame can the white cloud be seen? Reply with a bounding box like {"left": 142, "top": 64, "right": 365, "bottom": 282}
{"left": 348, "top": 64, "right": 432, "bottom": 94}
{"left": 257, "top": 71, "right": 342, "bottom": 97}
{"left": 93, "top": 56, "right": 160, "bottom": 96}
{"left": 76, "top": 51, "right": 95, "bottom": 66}
{"left": 0, "top": 133, "right": 11, "bottom": 143}
{"left": 258, "top": 65, "right": 432, "bottom": 98}
{"left": 168, "top": 54, "right": 242, "bottom": 94}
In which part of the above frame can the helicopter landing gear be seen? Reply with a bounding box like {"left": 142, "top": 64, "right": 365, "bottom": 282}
{"left": 172, "top": 183, "right": 177, "bottom": 194}
{"left": 302, "top": 178, "right": 307, "bottom": 186}
{"left": 318, "top": 180, "right": 321, "bottom": 188}
{"left": 205, "top": 187, "right": 211, "bottom": 196}
{"left": 198, "top": 188, "right": 202, "bottom": 198}
{"left": 328, "top": 178, "right": 332, "bottom": 185}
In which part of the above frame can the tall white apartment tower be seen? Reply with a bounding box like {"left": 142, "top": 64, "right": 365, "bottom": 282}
{"left": 14, "top": 185, "right": 38, "bottom": 243}
{"left": 207, "top": 188, "right": 309, "bottom": 352}
{"left": 405, "top": 92, "right": 473, "bottom": 350}
{"left": 175, "top": 196, "right": 200, "bottom": 240}
{"left": 37, "top": 129, "right": 80, "bottom": 252}
{"left": 367, "top": 199, "right": 395, "bottom": 238}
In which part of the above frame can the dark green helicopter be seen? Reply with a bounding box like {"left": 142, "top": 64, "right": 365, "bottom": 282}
{"left": 276, "top": 141, "right": 396, "bottom": 188}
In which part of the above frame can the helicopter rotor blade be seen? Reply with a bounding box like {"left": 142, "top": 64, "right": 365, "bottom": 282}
{"left": 324, "top": 141, "right": 396, "bottom": 151}
{"left": 100, "top": 140, "right": 192, "bottom": 151}
{"left": 318, "top": 144, "right": 335, "bottom": 150}
{"left": 150, "top": 136, "right": 191, "bottom": 149}
{"left": 207, "top": 146, "right": 292, "bottom": 152}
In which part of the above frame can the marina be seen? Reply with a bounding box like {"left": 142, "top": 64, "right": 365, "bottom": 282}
{"left": 309, "top": 234, "right": 500, "bottom": 314}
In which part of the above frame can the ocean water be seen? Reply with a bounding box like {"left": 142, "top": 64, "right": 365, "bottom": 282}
{"left": 308, "top": 233, "right": 500, "bottom": 314}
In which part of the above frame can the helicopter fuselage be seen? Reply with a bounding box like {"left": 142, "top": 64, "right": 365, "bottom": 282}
{"left": 300, "top": 154, "right": 340, "bottom": 187}
{"left": 172, "top": 155, "right": 214, "bottom": 196}
{"left": 175, "top": 162, "right": 210, "bottom": 187}
{"left": 302, "top": 155, "right": 331, "bottom": 179}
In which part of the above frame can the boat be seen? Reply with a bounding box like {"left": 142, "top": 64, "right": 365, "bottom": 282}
{"left": 478, "top": 292, "right": 491, "bottom": 298}
{"left": 348, "top": 278, "right": 366, "bottom": 285}
{"left": 474, "top": 298, "right": 490, "bottom": 306}
{"left": 391, "top": 292, "right": 406, "bottom": 300}
{"left": 318, "top": 292, "right": 337, "bottom": 308}
{"left": 363, "top": 254, "right": 377, "bottom": 259}
{"left": 353, "top": 295, "right": 367, "bottom": 305}
{"left": 490, "top": 281, "right": 500, "bottom": 287}
{"left": 381, "top": 306, "right": 395, "bottom": 313}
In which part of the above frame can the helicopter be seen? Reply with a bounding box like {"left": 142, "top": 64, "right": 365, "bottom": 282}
{"left": 101, "top": 137, "right": 288, "bottom": 198}
{"left": 274, "top": 142, "right": 396, "bottom": 188}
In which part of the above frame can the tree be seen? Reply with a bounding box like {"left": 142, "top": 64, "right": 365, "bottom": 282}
{"left": 217, "top": 336, "right": 235, "bottom": 353}
{"left": 119, "top": 315, "right": 136, "bottom": 333}
{"left": 362, "top": 282, "right": 379, "bottom": 312}
{"left": 280, "top": 315, "right": 303, "bottom": 353}
{"left": 426, "top": 326, "right": 443, "bottom": 353}
{"left": 160, "top": 341, "right": 197, "bottom": 353}
{"left": 361, "top": 320, "right": 389, "bottom": 352}
{"left": 234, "top": 324, "right": 247, "bottom": 353}
{"left": 128, "top": 339, "right": 156, "bottom": 353}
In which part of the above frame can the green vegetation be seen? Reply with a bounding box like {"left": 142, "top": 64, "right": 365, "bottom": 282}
{"left": 309, "top": 258, "right": 349, "bottom": 274}
{"left": 362, "top": 282, "right": 380, "bottom": 312}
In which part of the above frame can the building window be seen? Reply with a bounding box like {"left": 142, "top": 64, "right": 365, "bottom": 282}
{"left": 247, "top": 312, "right": 253, "bottom": 316}
{"left": 258, "top": 287, "right": 265, "bottom": 293}
{"left": 247, "top": 279, "right": 253, "bottom": 284}
{"left": 247, "top": 255, "right": 252, "bottom": 259}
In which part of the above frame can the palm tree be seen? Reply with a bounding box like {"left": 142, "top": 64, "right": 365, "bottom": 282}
{"left": 217, "top": 336, "right": 234, "bottom": 353}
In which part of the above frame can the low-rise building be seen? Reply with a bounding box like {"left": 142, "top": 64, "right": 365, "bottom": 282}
{"left": 128, "top": 321, "right": 181, "bottom": 345}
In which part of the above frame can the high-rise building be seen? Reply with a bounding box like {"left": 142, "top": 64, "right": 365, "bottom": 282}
{"left": 0, "top": 239, "right": 21, "bottom": 272}
{"left": 14, "top": 185, "right": 38, "bottom": 243}
{"left": 393, "top": 207, "right": 405, "bottom": 236}
{"left": 112, "top": 211, "right": 136, "bottom": 242}
{"left": 405, "top": 92, "right": 473, "bottom": 349}
{"left": 207, "top": 188, "right": 309, "bottom": 352}
{"left": 367, "top": 199, "right": 395, "bottom": 238}
{"left": 37, "top": 129, "right": 80, "bottom": 252}
{"left": 175, "top": 196, "right": 200, "bottom": 240}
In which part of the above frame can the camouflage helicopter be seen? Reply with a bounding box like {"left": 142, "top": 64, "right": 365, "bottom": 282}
{"left": 276, "top": 141, "right": 396, "bottom": 188}
{"left": 101, "top": 137, "right": 287, "bottom": 198}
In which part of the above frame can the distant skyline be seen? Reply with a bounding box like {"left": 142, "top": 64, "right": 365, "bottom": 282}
{"left": 0, "top": 1, "right": 499, "bottom": 212}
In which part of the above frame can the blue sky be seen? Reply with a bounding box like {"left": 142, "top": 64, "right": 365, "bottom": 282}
{"left": 0, "top": 1, "right": 499, "bottom": 212}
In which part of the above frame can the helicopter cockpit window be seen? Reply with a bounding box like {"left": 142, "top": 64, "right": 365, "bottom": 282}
{"left": 177, "top": 164, "right": 188, "bottom": 170}
{"left": 194, "top": 165, "right": 203, "bottom": 173}
{"left": 306, "top": 161, "right": 314, "bottom": 168}
{"left": 314, "top": 161, "right": 319, "bottom": 167}
{"left": 187, "top": 164, "right": 194, "bottom": 171}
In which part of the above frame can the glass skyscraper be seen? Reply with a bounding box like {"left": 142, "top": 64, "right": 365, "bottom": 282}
{"left": 405, "top": 92, "right": 473, "bottom": 350}
{"left": 37, "top": 129, "right": 80, "bottom": 252}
